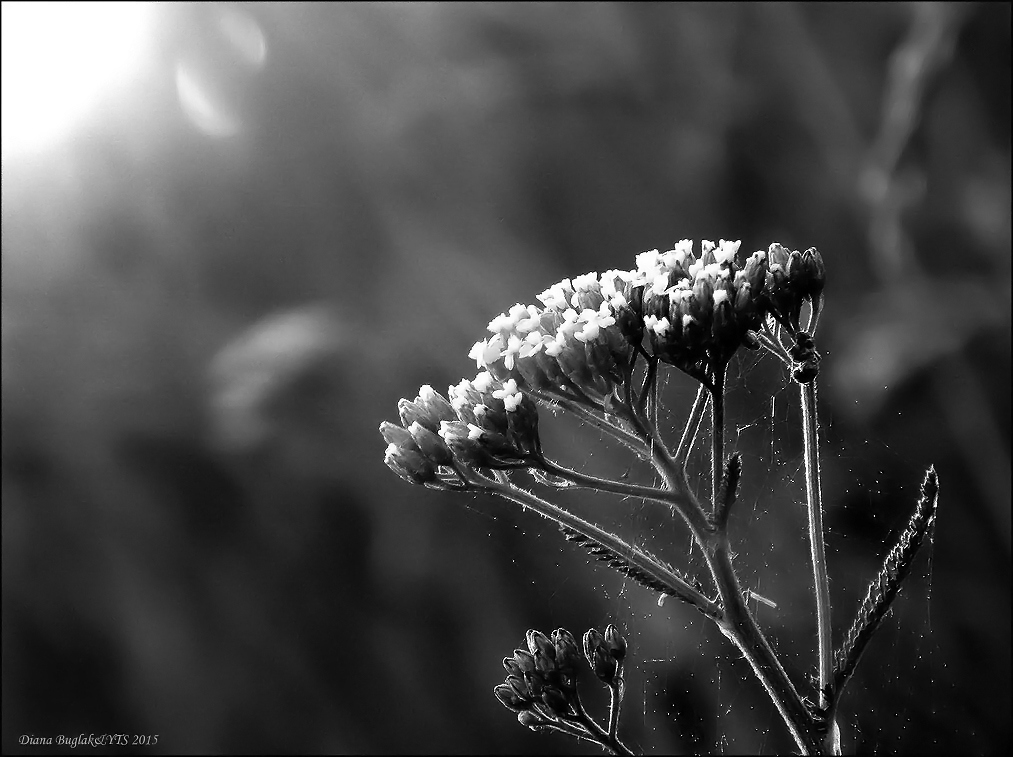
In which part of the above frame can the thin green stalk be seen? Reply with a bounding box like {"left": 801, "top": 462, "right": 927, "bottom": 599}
{"left": 569, "top": 692, "right": 633, "bottom": 756}
{"left": 675, "top": 383, "right": 708, "bottom": 468}
{"left": 800, "top": 379, "right": 840, "bottom": 754}
{"left": 529, "top": 388, "right": 650, "bottom": 457}
{"left": 636, "top": 356, "right": 658, "bottom": 418}
{"left": 529, "top": 715, "right": 613, "bottom": 752}
{"left": 710, "top": 364, "right": 727, "bottom": 517}
{"left": 607, "top": 679, "right": 622, "bottom": 739}
{"left": 620, "top": 366, "right": 685, "bottom": 500}
{"left": 537, "top": 458, "right": 686, "bottom": 509}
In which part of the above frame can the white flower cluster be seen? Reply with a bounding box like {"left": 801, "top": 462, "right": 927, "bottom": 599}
{"left": 468, "top": 239, "right": 761, "bottom": 394}
{"left": 382, "top": 240, "right": 828, "bottom": 485}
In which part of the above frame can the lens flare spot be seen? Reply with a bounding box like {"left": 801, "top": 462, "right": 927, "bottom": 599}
{"left": 1, "top": 1, "right": 154, "bottom": 158}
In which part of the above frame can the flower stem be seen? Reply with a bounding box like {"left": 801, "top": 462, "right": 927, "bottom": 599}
{"left": 529, "top": 388, "right": 650, "bottom": 457}
{"left": 710, "top": 364, "right": 727, "bottom": 517}
{"left": 537, "top": 457, "right": 690, "bottom": 511}
{"left": 709, "top": 536, "right": 823, "bottom": 754}
{"left": 607, "top": 678, "right": 622, "bottom": 739}
{"left": 569, "top": 690, "right": 634, "bottom": 756}
{"left": 799, "top": 379, "right": 840, "bottom": 754}
{"left": 675, "top": 384, "right": 708, "bottom": 470}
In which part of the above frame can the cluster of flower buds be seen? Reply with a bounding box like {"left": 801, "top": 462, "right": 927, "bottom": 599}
{"left": 761, "top": 243, "right": 826, "bottom": 335}
{"left": 753, "top": 243, "right": 826, "bottom": 383}
{"left": 381, "top": 385, "right": 457, "bottom": 487}
{"left": 583, "top": 624, "right": 627, "bottom": 685}
{"left": 439, "top": 372, "right": 541, "bottom": 467}
{"left": 494, "top": 628, "right": 583, "bottom": 719}
{"left": 380, "top": 374, "right": 543, "bottom": 486}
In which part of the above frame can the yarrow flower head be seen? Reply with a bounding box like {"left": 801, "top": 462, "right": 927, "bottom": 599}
{"left": 469, "top": 270, "right": 639, "bottom": 401}
{"left": 382, "top": 238, "right": 827, "bottom": 478}
{"left": 632, "top": 239, "right": 766, "bottom": 383}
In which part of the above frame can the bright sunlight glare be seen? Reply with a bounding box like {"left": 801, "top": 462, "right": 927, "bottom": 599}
{"left": 1, "top": 1, "right": 154, "bottom": 158}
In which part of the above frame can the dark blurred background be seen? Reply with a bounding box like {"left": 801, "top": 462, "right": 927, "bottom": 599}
{"left": 2, "top": 2, "right": 1009, "bottom": 754}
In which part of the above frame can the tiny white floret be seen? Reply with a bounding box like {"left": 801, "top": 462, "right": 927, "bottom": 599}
{"left": 503, "top": 392, "right": 523, "bottom": 412}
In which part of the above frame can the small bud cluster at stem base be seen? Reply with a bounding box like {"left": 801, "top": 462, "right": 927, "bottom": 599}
{"left": 494, "top": 626, "right": 633, "bottom": 755}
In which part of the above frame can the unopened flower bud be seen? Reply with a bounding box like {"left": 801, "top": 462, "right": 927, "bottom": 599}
{"left": 507, "top": 674, "right": 531, "bottom": 700}
{"left": 397, "top": 398, "right": 427, "bottom": 431}
{"left": 700, "top": 239, "right": 717, "bottom": 267}
{"left": 799, "top": 247, "right": 826, "bottom": 300}
{"left": 503, "top": 656, "right": 523, "bottom": 677}
{"left": 734, "top": 281, "right": 755, "bottom": 314}
{"left": 710, "top": 294, "right": 734, "bottom": 344}
{"left": 473, "top": 402, "right": 509, "bottom": 436}
{"left": 690, "top": 277, "right": 714, "bottom": 330}
{"left": 517, "top": 710, "right": 545, "bottom": 730}
{"left": 504, "top": 393, "right": 541, "bottom": 455}
{"left": 584, "top": 628, "right": 618, "bottom": 684}
{"left": 785, "top": 249, "right": 803, "bottom": 280}
{"left": 512, "top": 649, "right": 537, "bottom": 675}
{"left": 524, "top": 669, "right": 546, "bottom": 697}
{"left": 742, "top": 251, "right": 768, "bottom": 294}
{"left": 604, "top": 624, "right": 627, "bottom": 663}
{"left": 494, "top": 681, "right": 531, "bottom": 712}
{"left": 541, "top": 686, "right": 571, "bottom": 716}
{"left": 419, "top": 384, "right": 456, "bottom": 421}
{"left": 437, "top": 421, "right": 488, "bottom": 466}
{"left": 408, "top": 422, "right": 454, "bottom": 466}
{"left": 767, "top": 242, "right": 790, "bottom": 269}
{"left": 526, "top": 629, "right": 555, "bottom": 661}
{"left": 551, "top": 629, "right": 581, "bottom": 673}
{"left": 383, "top": 442, "right": 437, "bottom": 486}
{"left": 379, "top": 421, "right": 415, "bottom": 449}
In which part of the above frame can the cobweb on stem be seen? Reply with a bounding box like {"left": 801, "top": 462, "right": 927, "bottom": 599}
{"left": 542, "top": 346, "right": 942, "bottom": 754}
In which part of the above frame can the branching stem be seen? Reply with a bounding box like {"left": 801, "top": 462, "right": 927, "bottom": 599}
{"left": 480, "top": 476, "right": 721, "bottom": 618}
{"left": 675, "top": 383, "right": 708, "bottom": 470}
{"left": 549, "top": 370, "right": 824, "bottom": 753}
{"left": 529, "top": 388, "right": 649, "bottom": 457}
{"left": 537, "top": 458, "right": 686, "bottom": 510}
{"left": 568, "top": 695, "right": 634, "bottom": 756}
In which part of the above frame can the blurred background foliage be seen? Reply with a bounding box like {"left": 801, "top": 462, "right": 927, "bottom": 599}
{"left": 2, "top": 2, "right": 1009, "bottom": 754}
